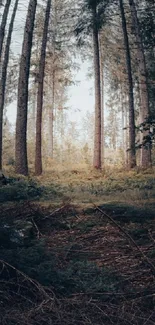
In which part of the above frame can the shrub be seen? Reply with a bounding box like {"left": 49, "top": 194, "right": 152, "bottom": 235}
{"left": 0, "top": 178, "right": 43, "bottom": 202}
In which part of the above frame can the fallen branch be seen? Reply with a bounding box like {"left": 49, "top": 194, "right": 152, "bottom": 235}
{"left": 94, "top": 205, "right": 155, "bottom": 275}
{"left": 0, "top": 259, "right": 54, "bottom": 299}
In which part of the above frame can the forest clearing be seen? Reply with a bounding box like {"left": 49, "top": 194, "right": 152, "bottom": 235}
{"left": 1, "top": 0, "right": 155, "bottom": 323}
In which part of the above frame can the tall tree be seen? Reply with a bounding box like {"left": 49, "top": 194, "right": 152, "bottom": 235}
{"left": 92, "top": 1, "right": 101, "bottom": 169}
{"left": 0, "top": 0, "right": 11, "bottom": 62}
{"left": 99, "top": 31, "right": 105, "bottom": 167}
{"left": 119, "top": 0, "right": 136, "bottom": 168}
{"left": 15, "top": 0, "right": 37, "bottom": 175}
{"left": 75, "top": 0, "right": 110, "bottom": 169}
{"left": 128, "top": 0, "right": 151, "bottom": 167}
{"left": 0, "top": 0, "right": 19, "bottom": 170}
{"left": 35, "top": 0, "right": 51, "bottom": 175}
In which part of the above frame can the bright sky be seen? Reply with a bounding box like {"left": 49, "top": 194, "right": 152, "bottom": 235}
{"left": 7, "top": 61, "right": 95, "bottom": 127}
{"left": 67, "top": 61, "right": 94, "bottom": 123}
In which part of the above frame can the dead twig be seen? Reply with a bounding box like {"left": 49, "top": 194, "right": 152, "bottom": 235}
{"left": 43, "top": 204, "right": 70, "bottom": 220}
{"left": 31, "top": 217, "right": 42, "bottom": 239}
{"left": 148, "top": 229, "right": 155, "bottom": 245}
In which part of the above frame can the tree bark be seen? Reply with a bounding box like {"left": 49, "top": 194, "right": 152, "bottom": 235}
{"left": 92, "top": 5, "right": 102, "bottom": 169}
{"left": 35, "top": 0, "right": 51, "bottom": 175}
{"left": 99, "top": 34, "right": 104, "bottom": 168}
{"left": 0, "top": 0, "right": 11, "bottom": 63}
{"left": 120, "top": 85, "right": 126, "bottom": 164}
{"left": 15, "top": 0, "right": 37, "bottom": 175}
{"left": 119, "top": 0, "right": 136, "bottom": 168}
{"left": 100, "top": 63, "right": 104, "bottom": 167}
{"left": 128, "top": 0, "right": 151, "bottom": 168}
{"left": 48, "top": 0, "right": 56, "bottom": 159}
{"left": 0, "top": 0, "right": 19, "bottom": 170}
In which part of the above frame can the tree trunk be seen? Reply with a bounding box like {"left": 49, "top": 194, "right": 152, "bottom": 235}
{"left": 15, "top": 0, "right": 37, "bottom": 175}
{"left": 0, "top": 0, "right": 19, "bottom": 170}
{"left": 35, "top": 0, "right": 51, "bottom": 175}
{"left": 92, "top": 5, "right": 102, "bottom": 169}
{"left": 125, "top": 98, "right": 129, "bottom": 166}
{"left": 100, "top": 63, "right": 104, "bottom": 167}
{"left": 120, "top": 86, "right": 126, "bottom": 165}
{"left": 119, "top": 0, "right": 136, "bottom": 168}
{"left": 48, "top": 0, "right": 56, "bottom": 159}
{"left": 48, "top": 69, "right": 55, "bottom": 158}
{"left": 0, "top": 0, "right": 11, "bottom": 63}
{"left": 128, "top": 0, "right": 151, "bottom": 168}
{"left": 99, "top": 35, "right": 104, "bottom": 168}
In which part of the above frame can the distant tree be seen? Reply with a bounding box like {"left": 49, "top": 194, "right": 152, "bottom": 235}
{"left": 0, "top": 0, "right": 19, "bottom": 170}
{"left": 4, "top": 54, "right": 19, "bottom": 105}
{"left": 35, "top": 0, "right": 51, "bottom": 175}
{"left": 15, "top": 0, "right": 37, "bottom": 175}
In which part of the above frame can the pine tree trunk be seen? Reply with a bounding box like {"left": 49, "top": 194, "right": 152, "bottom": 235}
{"left": 48, "top": 0, "right": 56, "bottom": 159}
{"left": 0, "top": 0, "right": 19, "bottom": 170}
{"left": 99, "top": 35, "right": 104, "bottom": 168}
{"left": 15, "top": 0, "right": 37, "bottom": 175}
{"left": 128, "top": 0, "right": 151, "bottom": 168}
{"left": 92, "top": 5, "right": 102, "bottom": 169}
{"left": 100, "top": 63, "right": 104, "bottom": 167}
{"left": 125, "top": 102, "right": 129, "bottom": 166}
{"left": 0, "top": 0, "right": 11, "bottom": 63}
{"left": 35, "top": 0, "right": 51, "bottom": 175}
{"left": 120, "top": 0, "right": 136, "bottom": 168}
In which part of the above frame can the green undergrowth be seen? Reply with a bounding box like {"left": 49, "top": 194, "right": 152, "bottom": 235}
{"left": 98, "top": 202, "right": 155, "bottom": 223}
{"left": 0, "top": 240, "right": 122, "bottom": 297}
{"left": 1, "top": 168, "right": 155, "bottom": 206}
{"left": 0, "top": 177, "right": 43, "bottom": 202}
{"left": 38, "top": 169, "right": 155, "bottom": 205}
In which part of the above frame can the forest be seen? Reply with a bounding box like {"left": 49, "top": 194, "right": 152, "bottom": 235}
{"left": 0, "top": 0, "right": 155, "bottom": 324}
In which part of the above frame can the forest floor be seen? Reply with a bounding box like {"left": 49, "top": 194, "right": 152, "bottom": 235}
{"left": 0, "top": 166, "right": 155, "bottom": 324}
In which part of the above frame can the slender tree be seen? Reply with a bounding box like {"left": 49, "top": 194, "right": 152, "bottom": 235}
{"left": 75, "top": 0, "right": 107, "bottom": 169}
{"left": 119, "top": 0, "right": 136, "bottom": 168}
{"left": 47, "top": 0, "right": 56, "bottom": 159}
{"left": 128, "top": 0, "right": 151, "bottom": 167}
{"left": 0, "top": 0, "right": 11, "bottom": 62}
{"left": 92, "top": 0, "right": 101, "bottom": 169}
{"left": 35, "top": 0, "right": 51, "bottom": 175}
{"left": 0, "top": 0, "right": 19, "bottom": 170}
{"left": 99, "top": 33, "right": 105, "bottom": 167}
{"left": 75, "top": 0, "right": 112, "bottom": 168}
{"left": 15, "top": 0, "right": 37, "bottom": 175}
